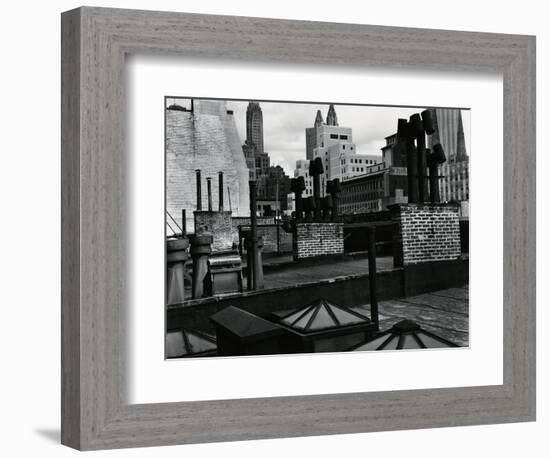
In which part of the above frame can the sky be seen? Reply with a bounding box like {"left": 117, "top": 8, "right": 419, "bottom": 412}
{"left": 168, "top": 98, "right": 470, "bottom": 177}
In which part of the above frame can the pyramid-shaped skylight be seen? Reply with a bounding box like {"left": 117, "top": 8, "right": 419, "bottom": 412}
{"left": 279, "top": 299, "right": 370, "bottom": 333}
{"left": 166, "top": 328, "right": 217, "bottom": 358}
{"left": 350, "top": 319, "right": 459, "bottom": 351}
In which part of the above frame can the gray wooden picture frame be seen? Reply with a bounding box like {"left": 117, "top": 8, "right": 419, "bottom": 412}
{"left": 61, "top": 6, "right": 536, "bottom": 451}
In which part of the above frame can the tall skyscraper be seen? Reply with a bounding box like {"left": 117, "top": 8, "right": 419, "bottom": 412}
{"left": 245, "top": 102, "right": 264, "bottom": 155}
{"left": 305, "top": 110, "right": 324, "bottom": 160}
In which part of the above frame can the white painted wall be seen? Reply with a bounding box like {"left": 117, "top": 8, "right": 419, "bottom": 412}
{"left": 0, "top": 1, "right": 547, "bottom": 457}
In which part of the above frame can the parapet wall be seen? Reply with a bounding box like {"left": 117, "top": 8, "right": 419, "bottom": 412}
{"left": 294, "top": 222, "right": 344, "bottom": 260}
{"left": 390, "top": 203, "right": 461, "bottom": 266}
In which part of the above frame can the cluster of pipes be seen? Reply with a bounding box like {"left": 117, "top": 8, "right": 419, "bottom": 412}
{"left": 194, "top": 169, "right": 226, "bottom": 213}
{"left": 186, "top": 169, "right": 227, "bottom": 299}
{"left": 189, "top": 169, "right": 264, "bottom": 295}
{"left": 290, "top": 157, "right": 342, "bottom": 221}
{"left": 399, "top": 109, "right": 447, "bottom": 204}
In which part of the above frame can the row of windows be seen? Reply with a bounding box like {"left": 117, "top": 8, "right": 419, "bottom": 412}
{"left": 341, "top": 167, "right": 367, "bottom": 174}
{"left": 339, "top": 158, "right": 376, "bottom": 165}
{"left": 329, "top": 134, "right": 349, "bottom": 140}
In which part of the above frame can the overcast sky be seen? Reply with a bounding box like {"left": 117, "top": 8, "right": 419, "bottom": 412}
{"left": 169, "top": 98, "right": 470, "bottom": 176}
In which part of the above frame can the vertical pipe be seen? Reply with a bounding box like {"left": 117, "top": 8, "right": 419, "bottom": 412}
{"left": 330, "top": 178, "right": 341, "bottom": 221}
{"left": 249, "top": 180, "right": 259, "bottom": 290}
{"left": 206, "top": 177, "right": 213, "bottom": 212}
{"left": 405, "top": 122, "right": 419, "bottom": 203}
{"left": 218, "top": 171, "right": 224, "bottom": 212}
{"left": 416, "top": 131, "right": 428, "bottom": 202}
{"left": 276, "top": 181, "right": 279, "bottom": 222}
{"left": 181, "top": 209, "right": 186, "bottom": 237}
{"left": 255, "top": 237, "right": 265, "bottom": 289}
{"left": 246, "top": 247, "right": 253, "bottom": 291}
{"left": 313, "top": 175, "right": 320, "bottom": 220}
{"left": 295, "top": 192, "right": 303, "bottom": 220}
{"left": 410, "top": 113, "right": 427, "bottom": 202}
{"left": 276, "top": 218, "right": 281, "bottom": 254}
{"left": 430, "top": 143, "right": 446, "bottom": 203}
{"left": 292, "top": 176, "right": 305, "bottom": 221}
{"left": 428, "top": 161, "right": 440, "bottom": 203}
{"left": 195, "top": 169, "right": 202, "bottom": 210}
{"left": 242, "top": 230, "right": 253, "bottom": 291}
{"left": 312, "top": 158, "right": 323, "bottom": 220}
{"left": 367, "top": 226, "right": 379, "bottom": 329}
{"left": 190, "top": 234, "right": 213, "bottom": 299}
{"left": 331, "top": 194, "right": 338, "bottom": 220}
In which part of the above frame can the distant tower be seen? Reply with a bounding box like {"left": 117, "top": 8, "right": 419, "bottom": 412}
{"left": 306, "top": 109, "right": 326, "bottom": 161}
{"left": 455, "top": 111, "right": 467, "bottom": 162}
{"left": 314, "top": 109, "right": 324, "bottom": 127}
{"left": 246, "top": 102, "right": 264, "bottom": 155}
{"left": 428, "top": 108, "right": 469, "bottom": 203}
{"left": 326, "top": 104, "right": 339, "bottom": 126}
{"left": 429, "top": 109, "right": 467, "bottom": 164}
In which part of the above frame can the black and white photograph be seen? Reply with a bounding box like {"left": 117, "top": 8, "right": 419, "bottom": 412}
{"left": 165, "top": 98, "right": 470, "bottom": 358}
{"left": 1, "top": 0, "right": 542, "bottom": 455}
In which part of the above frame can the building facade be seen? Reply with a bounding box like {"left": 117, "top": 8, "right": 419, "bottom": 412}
{"left": 330, "top": 151, "right": 382, "bottom": 181}
{"left": 337, "top": 134, "right": 410, "bottom": 215}
{"left": 439, "top": 160, "right": 469, "bottom": 202}
{"left": 255, "top": 152, "right": 271, "bottom": 177}
{"left": 428, "top": 109, "right": 469, "bottom": 203}
{"left": 256, "top": 199, "right": 281, "bottom": 216}
{"left": 166, "top": 99, "right": 250, "bottom": 232}
{"left": 310, "top": 105, "right": 381, "bottom": 182}
{"left": 293, "top": 159, "right": 315, "bottom": 197}
{"left": 297, "top": 104, "right": 383, "bottom": 206}
{"left": 338, "top": 163, "right": 408, "bottom": 214}
{"left": 256, "top": 165, "right": 292, "bottom": 211}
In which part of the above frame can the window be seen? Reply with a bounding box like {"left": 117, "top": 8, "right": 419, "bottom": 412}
{"left": 330, "top": 134, "right": 338, "bottom": 139}
{"left": 340, "top": 135, "right": 348, "bottom": 140}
